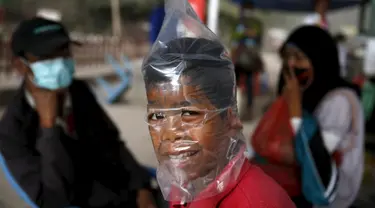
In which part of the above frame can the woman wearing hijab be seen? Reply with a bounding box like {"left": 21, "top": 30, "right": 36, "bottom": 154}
{"left": 253, "top": 26, "right": 364, "bottom": 208}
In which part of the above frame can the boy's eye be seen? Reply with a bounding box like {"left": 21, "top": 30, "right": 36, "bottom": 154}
{"left": 181, "top": 110, "right": 201, "bottom": 116}
{"left": 148, "top": 112, "right": 165, "bottom": 121}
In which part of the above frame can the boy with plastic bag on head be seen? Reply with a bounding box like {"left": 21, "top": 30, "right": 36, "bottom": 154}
{"left": 141, "top": 0, "right": 295, "bottom": 207}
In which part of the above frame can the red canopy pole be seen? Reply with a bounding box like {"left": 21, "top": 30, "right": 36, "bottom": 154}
{"left": 314, "top": 0, "right": 329, "bottom": 28}
{"left": 188, "top": 0, "right": 207, "bottom": 23}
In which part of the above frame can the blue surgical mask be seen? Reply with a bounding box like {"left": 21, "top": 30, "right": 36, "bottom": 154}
{"left": 27, "top": 57, "right": 75, "bottom": 90}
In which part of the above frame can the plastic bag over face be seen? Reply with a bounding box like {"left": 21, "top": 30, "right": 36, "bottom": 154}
{"left": 141, "top": 0, "right": 246, "bottom": 203}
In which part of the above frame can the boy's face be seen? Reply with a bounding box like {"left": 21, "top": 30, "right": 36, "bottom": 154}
{"left": 146, "top": 78, "right": 238, "bottom": 182}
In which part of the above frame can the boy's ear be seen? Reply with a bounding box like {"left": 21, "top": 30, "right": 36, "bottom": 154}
{"left": 227, "top": 108, "right": 243, "bottom": 130}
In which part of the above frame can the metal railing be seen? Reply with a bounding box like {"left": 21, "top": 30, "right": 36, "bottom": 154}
{"left": 0, "top": 28, "right": 150, "bottom": 76}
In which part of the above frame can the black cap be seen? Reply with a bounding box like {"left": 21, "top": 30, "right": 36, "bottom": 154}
{"left": 11, "top": 17, "right": 80, "bottom": 57}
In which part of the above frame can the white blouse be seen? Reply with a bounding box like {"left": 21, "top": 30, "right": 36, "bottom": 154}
{"left": 291, "top": 88, "right": 364, "bottom": 208}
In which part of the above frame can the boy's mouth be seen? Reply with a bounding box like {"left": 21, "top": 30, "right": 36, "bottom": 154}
{"left": 159, "top": 140, "right": 201, "bottom": 165}
{"left": 168, "top": 150, "right": 200, "bottom": 165}
{"left": 169, "top": 151, "right": 199, "bottom": 159}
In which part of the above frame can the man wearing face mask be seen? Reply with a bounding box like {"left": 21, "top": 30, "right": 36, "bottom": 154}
{"left": 0, "top": 17, "right": 155, "bottom": 208}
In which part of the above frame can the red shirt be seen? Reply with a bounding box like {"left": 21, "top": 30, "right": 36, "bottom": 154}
{"left": 170, "top": 159, "right": 296, "bottom": 208}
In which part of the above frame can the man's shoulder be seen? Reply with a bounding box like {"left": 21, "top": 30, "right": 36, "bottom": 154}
{"left": 71, "top": 78, "right": 91, "bottom": 92}
{"left": 221, "top": 164, "right": 295, "bottom": 207}
{"left": 0, "top": 87, "right": 30, "bottom": 130}
{"left": 0, "top": 104, "right": 29, "bottom": 144}
{"left": 69, "top": 79, "right": 97, "bottom": 103}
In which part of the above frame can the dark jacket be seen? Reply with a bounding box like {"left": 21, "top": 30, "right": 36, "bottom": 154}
{"left": 0, "top": 79, "right": 150, "bottom": 208}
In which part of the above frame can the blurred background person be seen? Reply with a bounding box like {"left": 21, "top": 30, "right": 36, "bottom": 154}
{"left": 0, "top": 17, "right": 155, "bottom": 208}
{"left": 333, "top": 32, "right": 348, "bottom": 78}
{"left": 230, "top": 0, "right": 264, "bottom": 120}
{"left": 251, "top": 26, "right": 364, "bottom": 208}
{"left": 233, "top": 44, "right": 264, "bottom": 120}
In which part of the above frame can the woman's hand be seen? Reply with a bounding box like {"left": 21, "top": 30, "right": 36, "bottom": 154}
{"left": 282, "top": 67, "right": 302, "bottom": 118}
{"left": 137, "top": 189, "right": 156, "bottom": 208}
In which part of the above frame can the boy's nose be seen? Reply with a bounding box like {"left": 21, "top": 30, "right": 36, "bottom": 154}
{"left": 161, "top": 130, "right": 183, "bottom": 142}
{"left": 161, "top": 117, "right": 184, "bottom": 142}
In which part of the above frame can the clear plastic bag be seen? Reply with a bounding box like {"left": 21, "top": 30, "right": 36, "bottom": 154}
{"left": 141, "top": 0, "right": 246, "bottom": 203}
